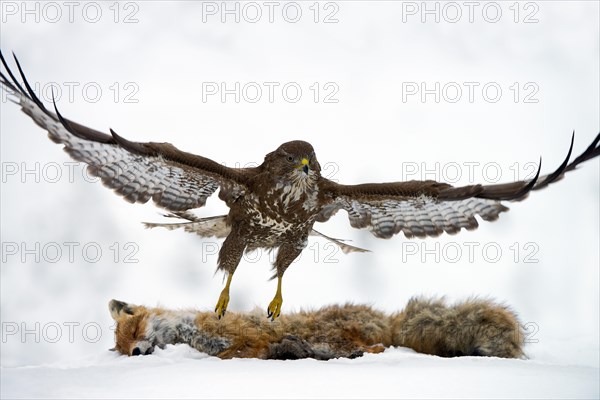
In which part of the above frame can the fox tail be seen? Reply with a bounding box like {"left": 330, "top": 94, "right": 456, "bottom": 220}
{"left": 390, "top": 297, "right": 524, "bottom": 358}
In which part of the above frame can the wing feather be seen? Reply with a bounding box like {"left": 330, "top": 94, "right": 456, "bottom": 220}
{"left": 319, "top": 132, "right": 599, "bottom": 239}
{"left": 1, "top": 52, "right": 249, "bottom": 212}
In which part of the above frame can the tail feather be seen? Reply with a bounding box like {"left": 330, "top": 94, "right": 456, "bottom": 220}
{"left": 143, "top": 215, "right": 370, "bottom": 252}
{"left": 143, "top": 214, "right": 231, "bottom": 238}
{"left": 160, "top": 211, "right": 204, "bottom": 222}
{"left": 390, "top": 297, "right": 524, "bottom": 358}
{"left": 310, "top": 229, "right": 370, "bottom": 254}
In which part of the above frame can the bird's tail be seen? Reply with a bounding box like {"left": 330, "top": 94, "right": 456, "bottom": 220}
{"left": 309, "top": 229, "right": 370, "bottom": 254}
{"left": 390, "top": 297, "right": 525, "bottom": 358}
{"left": 143, "top": 213, "right": 231, "bottom": 239}
{"left": 143, "top": 213, "right": 369, "bottom": 252}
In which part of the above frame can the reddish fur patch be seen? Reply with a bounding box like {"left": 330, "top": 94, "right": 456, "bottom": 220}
{"left": 114, "top": 307, "right": 148, "bottom": 356}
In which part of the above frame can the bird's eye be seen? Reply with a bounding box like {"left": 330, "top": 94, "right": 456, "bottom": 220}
{"left": 287, "top": 156, "right": 294, "bottom": 163}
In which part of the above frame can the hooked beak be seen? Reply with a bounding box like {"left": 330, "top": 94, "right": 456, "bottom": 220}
{"left": 301, "top": 158, "right": 309, "bottom": 174}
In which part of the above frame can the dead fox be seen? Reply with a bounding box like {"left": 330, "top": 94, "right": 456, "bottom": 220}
{"left": 110, "top": 297, "right": 524, "bottom": 360}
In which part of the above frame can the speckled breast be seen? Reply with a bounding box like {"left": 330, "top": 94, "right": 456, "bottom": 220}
{"left": 236, "top": 183, "right": 320, "bottom": 247}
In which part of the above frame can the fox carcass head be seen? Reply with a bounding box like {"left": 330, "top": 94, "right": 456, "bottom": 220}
{"left": 109, "top": 299, "right": 154, "bottom": 356}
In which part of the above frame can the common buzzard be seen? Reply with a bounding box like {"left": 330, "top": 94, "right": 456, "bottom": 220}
{"left": 1, "top": 52, "right": 598, "bottom": 320}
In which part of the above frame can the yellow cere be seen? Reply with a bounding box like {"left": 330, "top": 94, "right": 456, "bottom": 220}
{"left": 301, "top": 158, "right": 309, "bottom": 166}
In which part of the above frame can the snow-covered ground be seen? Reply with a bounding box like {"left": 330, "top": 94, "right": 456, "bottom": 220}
{"left": 2, "top": 346, "right": 598, "bottom": 399}
{"left": 1, "top": 1, "right": 598, "bottom": 399}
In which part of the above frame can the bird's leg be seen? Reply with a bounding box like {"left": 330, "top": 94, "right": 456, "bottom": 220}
{"left": 215, "top": 273, "right": 233, "bottom": 319}
{"left": 268, "top": 241, "right": 305, "bottom": 320}
{"left": 267, "top": 275, "right": 283, "bottom": 321}
{"left": 214, "top": 234, "right": 244, "bottom": 319}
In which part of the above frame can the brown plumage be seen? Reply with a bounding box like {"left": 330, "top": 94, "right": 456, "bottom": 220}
{"left": 109, "top": 297, "right": 525, "bottom": 360}
{"left": 2, "top": 51, "right": 599, "bottom": 319}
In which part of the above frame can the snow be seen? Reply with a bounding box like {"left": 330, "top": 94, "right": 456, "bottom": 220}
{"left": 2, "top": 346, "right": 598, "bottom": 399}
{"left": 1, "top": 1, "right": 599, "bottom": 399}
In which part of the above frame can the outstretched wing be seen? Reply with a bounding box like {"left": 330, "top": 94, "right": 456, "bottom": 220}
{"left": 0, "top": 52, "right": 249, "bottom": 212}
{"left": 318, "top": 133, "right": 599, "bottom": 239}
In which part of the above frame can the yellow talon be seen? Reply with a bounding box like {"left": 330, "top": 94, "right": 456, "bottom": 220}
{"left": 267, "top": 276, "right": 283, "bottom": 321}
{"left": 267, "top": 295, "right": 282, "bottom": 320}
{"left": 215, "top": 273, "right": 232, "bottom": 319}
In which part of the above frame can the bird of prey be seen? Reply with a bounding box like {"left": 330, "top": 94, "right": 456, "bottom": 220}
{"left": 1, "top": 52, "right": 599, "bottom": 320}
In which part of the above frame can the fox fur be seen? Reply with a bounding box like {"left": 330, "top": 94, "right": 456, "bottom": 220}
{"left": 109, "top": 297, "right": 524, "bottom": 360}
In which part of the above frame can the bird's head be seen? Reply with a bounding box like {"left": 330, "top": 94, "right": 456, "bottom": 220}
{"left": 264, "top": 140, "right": 321, "bottom": 183}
